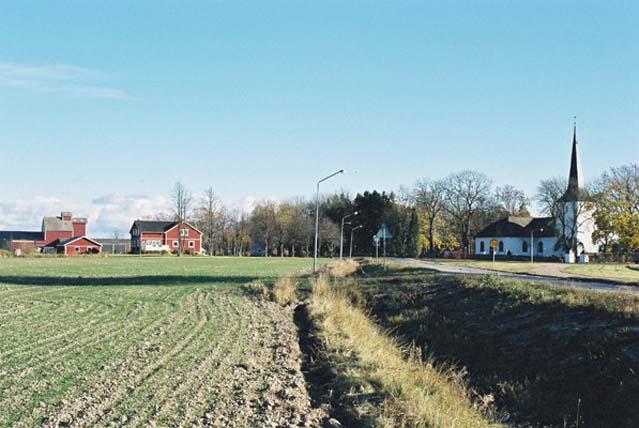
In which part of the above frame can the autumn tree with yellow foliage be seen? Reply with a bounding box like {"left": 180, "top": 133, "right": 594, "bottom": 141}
{"left": 593, "top": 164, "right": 639, "bottom": 252}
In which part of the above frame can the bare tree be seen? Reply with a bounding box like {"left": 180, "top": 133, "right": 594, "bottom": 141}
{"left": 171, "top": 182, "right": 193, "bottom": 256}
{"left": 495, "top": 185, "right": 530, "bottom": 216}
{"left": 536, "top": 176, "right": 568, "bottom": 218}
{"left": 414, "top": 178, "right": 446, "bottom": 254}
{"left": 443, "top": 170, "right": 493, "bottom": 255}
{"left": 198, "top": 187, "right": 220, "bottom": 256}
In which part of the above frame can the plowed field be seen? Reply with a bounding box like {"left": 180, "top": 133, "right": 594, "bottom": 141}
{"left": 0, "top": 257, "right": 318, "bottom": 428}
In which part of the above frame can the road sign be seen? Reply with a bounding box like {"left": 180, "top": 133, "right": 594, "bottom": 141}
{"left": 375, "top": 224, "right": 392, "bottom": 271}
{"left": 489, "top": 240, "right": 497, "bottom": 271}
{"left": 376, "top": 224, "right": 392, "bottom": 239}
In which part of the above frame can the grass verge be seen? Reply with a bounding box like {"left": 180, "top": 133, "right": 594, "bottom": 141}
{"left": 353, "top": 264, "right": 639, "bottom": 428}
{"left": 430, "top": 258, "right": 639, "bottom": 284}
{"left": 305, "top": 263, "right": 500, "bottom": 428}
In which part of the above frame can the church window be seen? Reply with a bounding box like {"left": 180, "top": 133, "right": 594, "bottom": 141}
{"left": 522, "top": 241, "right": 528, "bottom": 253}
{"left": 498, "top": 241, "right": 504, "bottom": 252}
{"left": 538, "top": 241, "right": 544, "bottom": 254}
{"left": 480, "top": 241, "right": 485, "bottom": 252}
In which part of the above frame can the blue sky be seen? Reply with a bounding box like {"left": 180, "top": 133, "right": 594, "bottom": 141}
{"left": 1, "top": 1, "right": 637, "bottom": 235}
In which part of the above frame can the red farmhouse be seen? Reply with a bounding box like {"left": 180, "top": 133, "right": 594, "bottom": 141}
{"left": 130, "top": 220, "right": 203, "bottom": 254}
{"left": 0, "top": 211, "right": 101, "bottom": 255}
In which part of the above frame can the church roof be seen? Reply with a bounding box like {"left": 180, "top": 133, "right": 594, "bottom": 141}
{"left": 560, "top": 123, "right": 585, "bottom": 202}
{"left": 475, "top": 216, "right": 556, "bottom": 238}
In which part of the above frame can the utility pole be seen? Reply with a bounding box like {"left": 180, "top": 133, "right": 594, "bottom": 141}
{"left": 349, "top": 225, "right": 363, "bottom": 259}
{"left": 340, "top": 211, "right": 358, "bottom": 260}
{"left": 531, "top": 228, "right": 544, "bottom": 263}
{"left": 530, "top": 230, "right": 534, "bottom": 263}
{"left": 313, "top": 169, "right": 344, "bottom": 273}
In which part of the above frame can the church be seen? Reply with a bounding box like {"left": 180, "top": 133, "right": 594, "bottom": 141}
{"left": 474, "top": 125, "right": 598, "bottom": 263}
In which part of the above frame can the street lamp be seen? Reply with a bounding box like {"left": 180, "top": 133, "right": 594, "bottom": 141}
{"left": 313, "top": 169, "right": 344, "bottom": 273}
{"left": 340, "top": 211, "right": 358, "bottom": 260}
{"left": 349, "top": 225, "right": 363, "bottom": 259}
{"left": 530, "top": 228, "right": 544, "bottom": 263}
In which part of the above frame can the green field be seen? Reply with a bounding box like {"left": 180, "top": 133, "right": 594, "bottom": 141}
{"left": 0, "top": 256, "right": 317, "bottom": 428}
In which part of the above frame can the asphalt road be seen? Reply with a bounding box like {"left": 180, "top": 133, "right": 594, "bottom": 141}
{"left": 390, "top": 258, "right": 639, "bottom": 294}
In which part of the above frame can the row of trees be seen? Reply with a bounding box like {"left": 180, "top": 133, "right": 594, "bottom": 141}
{"left": 412, "top": 171, "right": 530, "bottom": 255}
{"left": 163, "top": 184, "right": 422, "bottom": 257}
{"left": 163, "top": 162, "right": 637, "bottom": 257}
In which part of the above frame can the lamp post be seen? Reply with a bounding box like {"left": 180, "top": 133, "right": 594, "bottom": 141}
{"left": 530, "top": 228, "right": 544, "bottom": 263}
{"left": 340, "top": 211, "right": 358, "bottom": 260}
{"left": 313, "top": 169, "right": 344, "bottom": 273}
{"left": 349, "top": 225, "right": 363, "bottom": 259}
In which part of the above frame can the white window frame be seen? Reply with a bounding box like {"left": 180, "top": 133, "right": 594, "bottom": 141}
{"left": 172, "top": 240, "right": 179, "bottom": 247}
{"left": 188, "top": 241, "right": 195, "bottom": 248}
{"left": 74, "top": 246, "right": 80, "bottom": 253}
{"left": 180, "top": 228, "right": 189, "bottom": 237}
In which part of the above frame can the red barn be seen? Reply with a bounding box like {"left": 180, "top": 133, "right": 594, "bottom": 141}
{"left": 130, "top": 220, "right": 202, "bottom": 254}
{"left": 0, "top": 211, "right": 95, "bottom": 255}
{"left": 52, "top": 237, "right": 103, "bottom": 255}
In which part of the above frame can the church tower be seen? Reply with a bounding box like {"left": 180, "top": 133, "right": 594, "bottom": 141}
{"left": 562, "top": 123, "right": 585, "bottom": 202}
{"left": 557, "top": 122, "right": 597, "bottom": 262}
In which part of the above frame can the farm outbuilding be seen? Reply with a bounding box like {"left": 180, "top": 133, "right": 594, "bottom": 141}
{"left": 50, "top": 237, "right": 102, "bottom": 255}
{"left": 94, "top": 238, "right": 131, "bottom": 254}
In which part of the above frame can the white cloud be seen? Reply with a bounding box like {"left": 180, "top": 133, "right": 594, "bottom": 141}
{"left": 0, "top": 193, "right": 169, "bottom": 238}
{"left": 239, "top": 195, "right": 257, "bottom": 213}
{"left": 90, "top": 193, "right": 170, "bottom": 236}
{"left": 0, "top": 62, "right": 131, "bottom": 99}
{"left": 0, "top": 193, "right": 285, "bottom": 238}
{"left": 0, "top": 196, "right": 64, "bottom": 230}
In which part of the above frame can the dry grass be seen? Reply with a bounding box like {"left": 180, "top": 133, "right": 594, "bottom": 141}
{"left": 351, "top": 267, "right": 639, "bottom": 427}
{"left": 310, "top": 273, "right": 499, "bottom": 428}
{"left": 243, "top": 279, "right": 271, "bottom": 299}
{"left": 272, "top": 276, "right": 298, "bottom": 305}
{"left": 320, "top": 259, "right": 360, "bottom": 278}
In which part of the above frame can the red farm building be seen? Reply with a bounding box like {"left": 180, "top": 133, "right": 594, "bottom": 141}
{"left": 51, "top": 236, "right": 103, "bottom": 255}
{"left": 130, "top": 220, "right": 202, "bottom": 254}
{"left": 0, "top": 211, "right": 101, "bottom": 255}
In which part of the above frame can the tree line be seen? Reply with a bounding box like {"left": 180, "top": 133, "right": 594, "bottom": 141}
{"left": 163, "top": 162, "right": 637, "bottom": 257}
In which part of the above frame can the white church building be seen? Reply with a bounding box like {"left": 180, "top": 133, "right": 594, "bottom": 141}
{"left": 474, "top": 125, "right": 598, "bottom": 263}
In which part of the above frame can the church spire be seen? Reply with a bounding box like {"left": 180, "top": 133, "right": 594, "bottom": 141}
{"left": 561, "top": 118, "right": 585, "bottom": 201}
